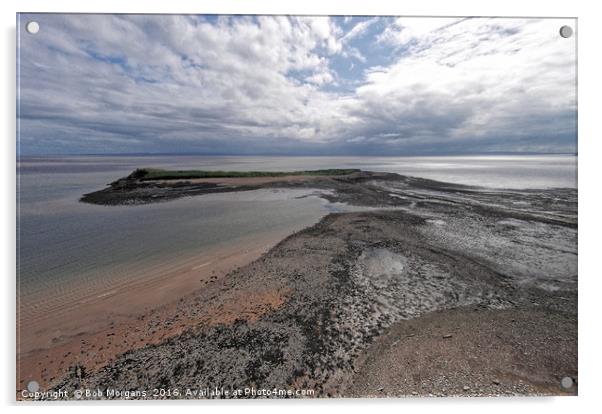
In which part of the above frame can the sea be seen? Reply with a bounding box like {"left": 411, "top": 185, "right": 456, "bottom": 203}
{"left": 16, "top": 154, "right": 577, "bottom": 325}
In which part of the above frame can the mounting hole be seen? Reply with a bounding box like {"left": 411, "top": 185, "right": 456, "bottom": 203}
{"left": 560, "top": 376, "right": 574, "bottom": 389}
{"left": 26, "top": 380, "right": 40, "bottom": 392}
{"left": 559, "top": 25, "right": 573, "bottom": 38}
{"left": 26, "top": 21, "right": 40, "bottom": 34}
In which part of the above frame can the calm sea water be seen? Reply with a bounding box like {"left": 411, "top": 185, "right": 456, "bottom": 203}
{"left": 16, "top": 155, "right": 577, "bottom": 317}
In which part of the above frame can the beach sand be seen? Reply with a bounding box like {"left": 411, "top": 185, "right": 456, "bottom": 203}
{"left": 17, "top": 231, "right": 290, "bottom": 391}
{"left": 346, "top": 307, "right": 577, "bottom": 396}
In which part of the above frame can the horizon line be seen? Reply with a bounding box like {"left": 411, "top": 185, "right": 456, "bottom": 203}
{"left": 16, "top": 151, "right": 579, "bottom": 158}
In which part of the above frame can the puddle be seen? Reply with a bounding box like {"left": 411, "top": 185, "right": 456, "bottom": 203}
{"left": 356, "top": 248, "right": 408, "bottom": 288}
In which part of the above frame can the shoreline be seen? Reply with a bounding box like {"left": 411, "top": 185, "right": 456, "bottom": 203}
{"left": 19, "top": 170, "right": 577, "bottom": 399}
{"left": 17, "top": 230, "right": 297, "bottom": 391}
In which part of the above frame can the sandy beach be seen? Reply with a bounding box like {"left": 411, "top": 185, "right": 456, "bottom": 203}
{"left": 17, "top": 230, "right": 294, "bottom": 392}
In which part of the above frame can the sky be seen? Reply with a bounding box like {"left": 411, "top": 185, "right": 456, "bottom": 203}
{"left": 17, "top": 14, "right": 577, "bottom": 156}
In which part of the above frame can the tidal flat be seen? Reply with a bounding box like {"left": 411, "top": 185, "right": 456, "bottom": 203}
{"left": 31, "top": 169, "right": 577, "bottom": 398}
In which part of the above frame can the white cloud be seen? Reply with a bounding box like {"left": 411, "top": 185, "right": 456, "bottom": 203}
{"left": 361, "top": 18, "right": 576, "bottom": 150}
{"left": 342, "top": 17, "right": 379, "bottom": 42}
{"left": 377, "top": 17, "right": 462, "bottom": 48}
{"left": 305, "top": 70, "right": 335, "bottom": 86}
{"left": 17, "top": 15, "right": 576, "bottom": 155}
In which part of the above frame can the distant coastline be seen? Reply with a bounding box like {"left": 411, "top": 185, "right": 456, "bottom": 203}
{"left": 17, "top": 154, "right": 578, "bottom": 190}
{"left": 18, "top": 152, "right": 578, "bottom": 158}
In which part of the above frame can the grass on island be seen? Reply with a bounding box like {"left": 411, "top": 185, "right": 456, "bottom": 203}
{"left": 127, "top": 168, "right": 360, "bottom": 181}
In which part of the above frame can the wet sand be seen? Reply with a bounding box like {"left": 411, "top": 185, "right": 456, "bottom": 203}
{"left": 17, "top": 231, "right": 291, "bottom": 392}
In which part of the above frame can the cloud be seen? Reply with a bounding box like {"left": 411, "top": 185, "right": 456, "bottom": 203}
{"left": 17, "top": 15, "right": 576, "bottom": 155}
{"left": 377, "top": 17, "right": 463, "bottom": 48}
{"left": 362, "top": 18, "right": 576, "bottom": 152}
{"left": 343, "top": 17, "right": 379, "bottom": 42}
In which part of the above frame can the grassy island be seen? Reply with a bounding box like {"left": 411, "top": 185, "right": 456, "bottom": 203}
{"left": 128, "top": 168, "right": 361, "bottom": 181}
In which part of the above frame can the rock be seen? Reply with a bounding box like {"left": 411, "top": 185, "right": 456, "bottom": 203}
{"left": 463, "top": 385, "right": 470, "bottom": 391}
{"left": 443, "top": 334, "right": 453, "bottom": 339}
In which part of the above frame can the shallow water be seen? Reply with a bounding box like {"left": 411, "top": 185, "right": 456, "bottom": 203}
{"left": 17, "top": 160, "right": 340, "bottom": 321}
{"left": 16, "top": 154, "right": 577, "bottom": 317}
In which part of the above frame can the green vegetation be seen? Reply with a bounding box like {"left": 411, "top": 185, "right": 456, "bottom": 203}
{"left": 127, "top": 168, "right": 360, "bottom": 181}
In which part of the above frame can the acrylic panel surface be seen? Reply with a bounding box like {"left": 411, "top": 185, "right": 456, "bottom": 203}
{"left": 17, "top": 14, "right": 577, "bottom": 400}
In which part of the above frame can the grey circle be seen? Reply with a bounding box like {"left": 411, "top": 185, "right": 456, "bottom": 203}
{"left": 559, "top": 25, "right": 573, "bottom": 38}
{"left": 27, "top": 380, "right": 40, "bottom": 393}
{"left": 25, "top": 21, "right": 40, "bottom": 34}
{"left": 561, "top": 376, "right": 573, "bottom": 389}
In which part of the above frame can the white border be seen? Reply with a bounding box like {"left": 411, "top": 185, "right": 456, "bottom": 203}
{"left": 2, "top": 1, "right": 601, "bottom": 413}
